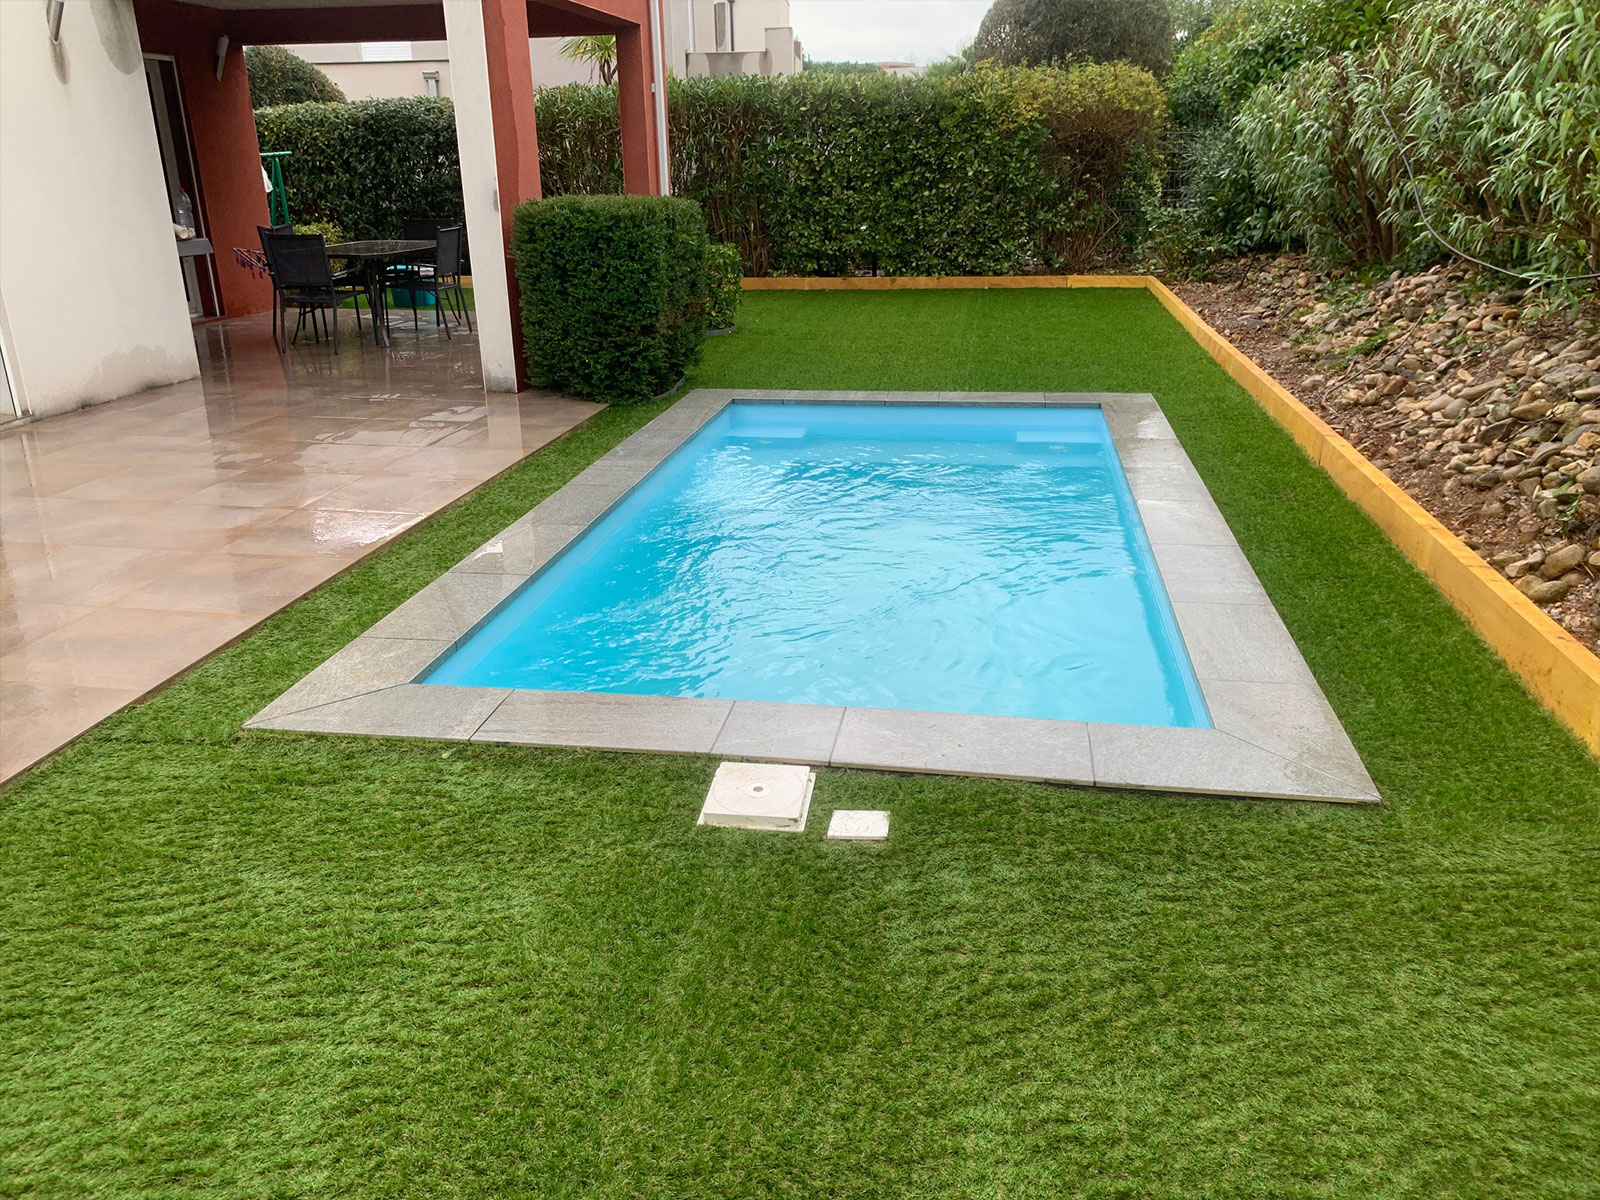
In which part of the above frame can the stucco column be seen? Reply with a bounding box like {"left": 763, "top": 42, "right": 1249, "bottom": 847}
{"left": 616, "top": 24, "right": 662, "bottom": 195}
{"left": 443, "top": 0, "right": 540, "bottom": 392}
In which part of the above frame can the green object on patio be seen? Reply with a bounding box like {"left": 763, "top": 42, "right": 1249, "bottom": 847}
{"left": 3, "top": 289, "right": 1597, "bottom": 1198}
{"left": 261, "top": 150, "right": 291, "bottom": 227}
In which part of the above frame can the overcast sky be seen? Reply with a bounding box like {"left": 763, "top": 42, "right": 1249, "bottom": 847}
{"left": 789, "top": 0, "right": 994, "bottom": 65}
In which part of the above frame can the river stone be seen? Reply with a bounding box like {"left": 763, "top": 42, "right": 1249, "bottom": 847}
{"left": 1541, "top": 544, "right": 1588, "bottom": 579}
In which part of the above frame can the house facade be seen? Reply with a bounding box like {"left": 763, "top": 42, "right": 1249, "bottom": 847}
{"left": 0, "top": 0, "right": 673, "bottom": 422}
{"left": 283, "top": 0, "right": 802, "bottom": 99}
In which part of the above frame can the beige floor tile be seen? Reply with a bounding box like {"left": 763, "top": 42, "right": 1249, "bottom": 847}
{"left": 0, "top": 545, "right": 202, "bottom": 607}
{"left": 380, "top": 445, "right": 526, "bottom": 479}
{"left": 180, "top": 468, "right": 363, "bottom": 509}
{"left": 225, "top": 508, "right": 424, "bottom": 557}
{"left": 0, "top": 680, "right": 144, "bottom": 779}
{"left": 309, "top": 474, "right": 478, "bottom": 514}
{"left": 80, "top": 504, "right": 296, "bottom": 552}
{"left": 115, "top": 551, "right": 346, "bottom": 616}
{"left": 1, "top": 608, "right": 257, "bottom": 690}
{"left": 0, "top": 601, "right": 98, "bottom": 655}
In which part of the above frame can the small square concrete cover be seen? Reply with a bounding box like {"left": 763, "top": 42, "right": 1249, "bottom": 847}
{"left": 699, "top": 762, "right": 815, "bottom": 832}
{"left": 826, "top": 810, "right": 890, "bottom": 841}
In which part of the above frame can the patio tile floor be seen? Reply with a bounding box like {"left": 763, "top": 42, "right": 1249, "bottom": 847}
{"left": 0, "top": 312, "right": 601, "bottom": 782}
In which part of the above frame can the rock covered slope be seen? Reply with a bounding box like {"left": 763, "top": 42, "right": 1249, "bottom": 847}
{"left": 1176, "top": 257, "right": 1600, "bottom": 654}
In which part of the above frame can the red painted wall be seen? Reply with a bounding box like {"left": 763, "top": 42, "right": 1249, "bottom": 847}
{"left": 134, "top": 0, "right": 273, "bottom": 318}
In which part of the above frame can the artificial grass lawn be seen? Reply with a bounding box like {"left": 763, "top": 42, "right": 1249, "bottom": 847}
{"left": 4, "top": 289, "right": 1598, "bottom": 1198}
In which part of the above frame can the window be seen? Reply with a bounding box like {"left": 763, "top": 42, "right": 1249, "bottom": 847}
{"left": 713, "top": 2, "right": 729, "bottom": 51}
{"left": 360, "top": 42, "right": 411, "bottom": 62}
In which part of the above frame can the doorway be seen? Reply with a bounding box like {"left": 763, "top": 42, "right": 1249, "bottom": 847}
{"left": 143, "top": 55, "right": 219, "bottom": 320}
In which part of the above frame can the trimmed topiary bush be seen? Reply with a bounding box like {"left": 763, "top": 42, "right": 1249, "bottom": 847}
{"left": 245, "top": 45, "right": 345, "bottom": 108}
{"left": 512, "top": 195, "right": 709, "bottom": 403}
{"left": 706, "top": 243, "right": 743, "bottom": 331}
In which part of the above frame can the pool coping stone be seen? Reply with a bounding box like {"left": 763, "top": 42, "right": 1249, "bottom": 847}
{"left": 247, "top": 389, "right": 1379, "bottom": 805}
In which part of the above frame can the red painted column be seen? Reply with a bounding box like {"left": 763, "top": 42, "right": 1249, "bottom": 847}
{"left": 616, "top": 23, "right": 662, "bottom": 195}
{"left": 481, "top": 0, "right": 542, "bottom": 378}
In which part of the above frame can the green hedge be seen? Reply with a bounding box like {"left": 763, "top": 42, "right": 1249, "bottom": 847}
{"left": 540, "top": 67, "right": 1167, "bottom": 276}
{"left": 257, "top": 67, "right": 1165, "bottom": 278}
{"left": 512, "top": 195, "right": 708, "bottom": 402}
{"left": 254, "top": 98, "right": 464, "bottom": 242}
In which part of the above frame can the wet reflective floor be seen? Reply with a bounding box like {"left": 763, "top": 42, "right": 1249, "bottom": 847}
{"left": 0, "top": 312, "right": 601, "bottom": 781}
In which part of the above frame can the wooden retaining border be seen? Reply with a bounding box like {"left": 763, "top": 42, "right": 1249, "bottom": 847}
{"left": 740, "top": 273, "right": 1600, "bottom": 755}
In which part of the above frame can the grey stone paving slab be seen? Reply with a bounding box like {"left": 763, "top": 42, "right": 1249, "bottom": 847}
{"left": 938, "top": 391, "right": 1048, "bottom": 405}
{"left": 1134, "top": 498, "right": 1239, "bottom": 547}
{"left": 248, "top": 636, "right": 450, "bottom": 725}
{"left": 1088, "top": 723, "right": 1376, "bottom": 803}
{"left": 253, "top": 683, "right": 510, "bottom": 741}
{"left": 831, "top": 706, "right": 1094, "bottom": 784}
{"left": 456, "top": 522, "right": 583, "bottom": 576}
{"left": 526, "top": 482, "right": 624, "bottom": 527}
{"left": 473, "top": 690, "right": 733, "bottom": 754}
{"left": 1203, "top": 679, "right": 1376, "bottom": 796}
{"left": 713, "top": 700, "right": 846, "bottom": 764}
{"left": 1174, "top": 602, "right": 1316, "bottom": 685}
{"left": 252, "top": 388, "right": 1377, "bottom": 805}
{"left": 570, "top": 457, "right": 659, "bottom": 491}
{"left": 1147, "top": 542, "right": 1270, "bottom": 606}
{"left": 365, "top": 572, "right": 527, "bottom": 642}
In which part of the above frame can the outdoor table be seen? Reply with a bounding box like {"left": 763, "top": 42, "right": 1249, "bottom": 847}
{"left": 326, "top": 239, "right": 436, "bottom": 347}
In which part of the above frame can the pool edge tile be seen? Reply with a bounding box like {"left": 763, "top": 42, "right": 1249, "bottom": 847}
{"left": 713, "top": 700, "right": 846, "bottom": 765}
{"left": 830, "top": 706, "right": 1094, "bottom": 785}
{"left": 247, "top": 636, "right": 452, "bottom": 726}
{"left": 471, "top": 690, "right": 733, "bottom": 755}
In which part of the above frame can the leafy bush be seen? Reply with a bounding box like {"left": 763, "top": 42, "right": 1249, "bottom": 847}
{"left": 259, "top": 69, "right": 1167, "bottom": 279}
{"left": 511, "top": 195, "right": 709, "bottom": 402}
{"left": 537, "top": 66, "right": 1167, "bottom": 275}
{"left": 291, "top": 219, "right": 346, "bottom": 244}
{"left": 255, "top": 99, "right": 465, "bottom": 243}
{"left": 706, "top": 243, "right": 743, "bottom": 329}
{"left": 1237, "top": 0, "right": 1600, "bottom": 278}
{"left": 970, "top": 0, "right": 1176, "bottom": 76}
{"left": 1154, "top": 0, "right": 1416, "bottom": 264}
{"left": 245, "top": 46, "right": 344, "bottom": 108}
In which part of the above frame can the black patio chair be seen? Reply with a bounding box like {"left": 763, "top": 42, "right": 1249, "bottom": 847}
{"left": 261, "top": 231, "right": 368, "bottom": 354}
{"left": 424, "top": 224, "right": 472, "bottom": 337}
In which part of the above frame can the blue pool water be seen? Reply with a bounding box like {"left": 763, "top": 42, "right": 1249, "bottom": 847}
{"left": 425, "top": 404, "right": 1210, "bottom": 728}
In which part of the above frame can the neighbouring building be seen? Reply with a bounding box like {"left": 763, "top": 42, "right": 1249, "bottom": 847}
{"left": 0, "top": 0, "right": 674, "bottom": 421}
{"left": 284, "top": 0, "right": 803, "bottom": 99}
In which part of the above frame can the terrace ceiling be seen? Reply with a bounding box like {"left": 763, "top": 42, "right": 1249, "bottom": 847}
{"left": 164, "top": 0, "right": 637, "bottom": 40}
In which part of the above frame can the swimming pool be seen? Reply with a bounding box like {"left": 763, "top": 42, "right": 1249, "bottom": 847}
{"left": 424, "top": 403, "right": 1210, "bottom": 729}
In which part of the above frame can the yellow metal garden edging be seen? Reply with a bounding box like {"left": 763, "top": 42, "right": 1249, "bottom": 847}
{"left": 741, "top": 273, "right": 1600, "bottom": 755}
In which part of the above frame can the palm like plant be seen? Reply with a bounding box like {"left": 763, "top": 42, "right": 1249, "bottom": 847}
{"left": 561, "top": 35, "right": 618, "bottom": 86}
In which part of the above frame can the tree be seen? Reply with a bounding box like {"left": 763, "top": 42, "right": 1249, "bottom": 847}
{"left": 561, "top": 35, "right": 618, "bottom": 86}
{"left": 970, "top": 0, "right": 1175, "bottom": 75}
{"left": 244, "top": 45, "right": 345, "bottom": 108}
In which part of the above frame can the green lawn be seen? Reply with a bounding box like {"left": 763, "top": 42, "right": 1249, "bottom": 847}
{"left": 4, "top": 289, "right": 1597, "bottom": 1198}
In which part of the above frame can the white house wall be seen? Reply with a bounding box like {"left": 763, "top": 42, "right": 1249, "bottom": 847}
{"left": 0, "top": 0, "right": 199, "bottom": 419}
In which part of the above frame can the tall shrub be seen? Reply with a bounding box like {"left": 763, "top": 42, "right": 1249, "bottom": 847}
{"left": 512, "top": 196, "right": 709, "bottom": 402}
{"left": 536, "top": 66, "right": 1167, "bottom": 276}
{"left": 245, "top": 46, "right": 344, "bottom": 108}
{"left": 1238, "top": 0, "right": 1600, "bottom": 277}
{"left": 254, "top": 98, "right": 464, "bottom": 241}
{"left": 970, "top": 0, "right": 1176, "bottom": 76}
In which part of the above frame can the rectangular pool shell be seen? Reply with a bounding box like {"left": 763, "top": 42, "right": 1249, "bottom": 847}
{"left": 246, "top": 391, "right": 1379, "bottom": 804}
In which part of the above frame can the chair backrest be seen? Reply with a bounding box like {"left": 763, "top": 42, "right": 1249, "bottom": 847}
{"left": 263, "top": 232, "right": 335, "bottom": 292}
{"left": 256, "top": 224, "right": 294, "bottom": 275}
{"left": 401, "top": 217, "right": 444, "bottom": 242}
{"left": 434, "top": 225, "right": 463, "bottom": 277}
